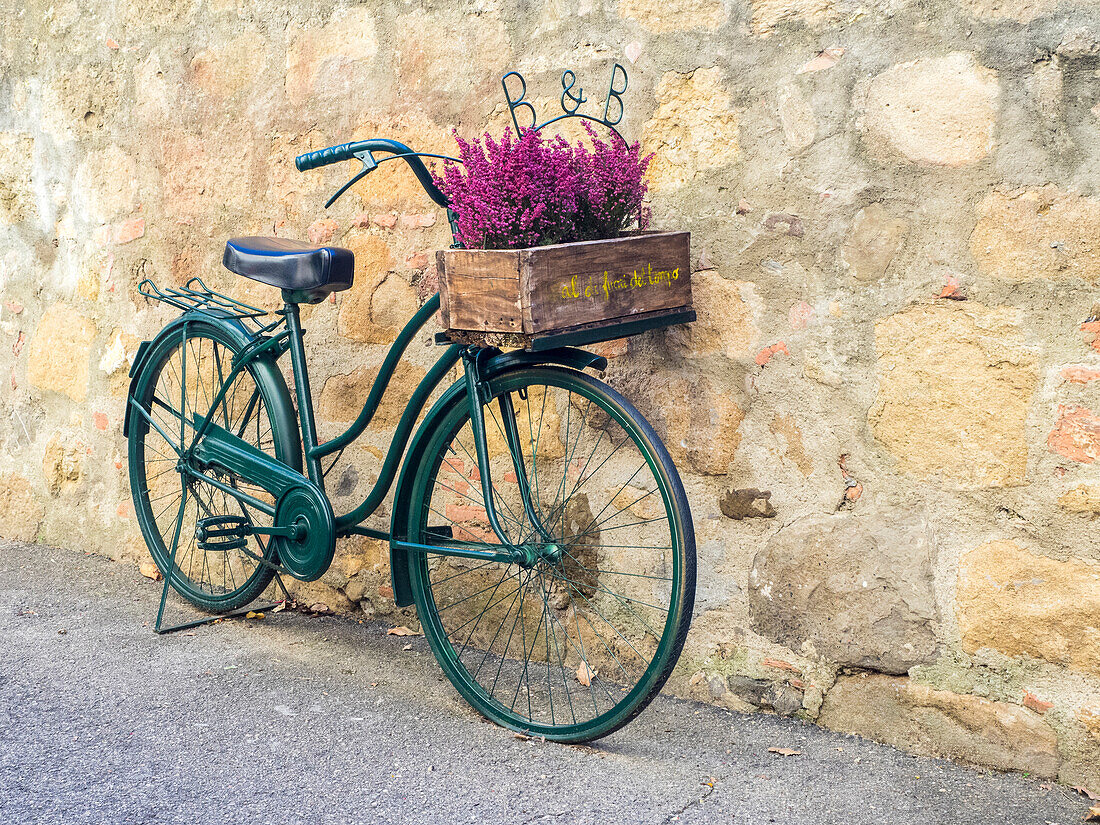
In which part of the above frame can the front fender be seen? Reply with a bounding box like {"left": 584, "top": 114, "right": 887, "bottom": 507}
{"left": 387, "top": 346, "right": 606, "bottom": 607}
{"left": 480, "top": 346, "right": 606, "bottom": 378}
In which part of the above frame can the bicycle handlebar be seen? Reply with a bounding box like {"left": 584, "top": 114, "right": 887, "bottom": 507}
{"left": 294, "top": 138, "right": 450, "bottom": 209}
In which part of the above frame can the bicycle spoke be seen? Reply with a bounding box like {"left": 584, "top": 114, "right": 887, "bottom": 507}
{"left": 412, "top": 369, "right": 691, "bottom": 740}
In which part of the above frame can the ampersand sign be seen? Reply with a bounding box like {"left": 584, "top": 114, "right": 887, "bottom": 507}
{"left": 500, "top": 62, "right": 631, "bottom": 140}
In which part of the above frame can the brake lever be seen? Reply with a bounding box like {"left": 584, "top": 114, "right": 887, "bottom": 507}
{"left": 324, "top": 149, "right": 378, "bottom": 209}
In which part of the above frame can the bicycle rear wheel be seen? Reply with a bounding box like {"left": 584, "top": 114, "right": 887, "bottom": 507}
{"left": 127, "top": 319, "right": 300, "bottom": 612}
{"left": 406, "top": 366, "right": 695, "bottom": 742}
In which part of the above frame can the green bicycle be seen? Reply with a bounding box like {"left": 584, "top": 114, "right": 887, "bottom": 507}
{"left": 125, "top": 138, "right": 696, "bottom": 742}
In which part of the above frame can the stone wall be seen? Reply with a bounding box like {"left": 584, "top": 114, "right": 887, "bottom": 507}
{"left": 1, "top": 0, "right": 1098, "bottom": 787}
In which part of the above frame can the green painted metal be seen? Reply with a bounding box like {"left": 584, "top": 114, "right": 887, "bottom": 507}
{"left": 283, "top": 303, "right": 324, "bottom": 486}
{"left": 138, "top": 276, "right": 285, "bottom": 333}
{"left": 390, "top": 539, "right": 516, "bottom": 565}
{"left": 461, "top": 348, "right": 523, "bottom": 549}
{"left": 386, "top": 345, "right": 612, "bottom": 608}
{"left": 332, "top": 343, "right": 463, "bottom": 533}
{"left": 128, "top": 316, "right": 300, "bottom": 615}
{"left": 182, "top": 465, "right": 276, "bottom": 518}
{"left": 294, "top": 138, "right": 452, "bottom": 210}
{"left": 403, "top": 365, "right": 696, "bottom": 742}
{"left": 128, "top": 127, "right": 697, "bottom": 741}
{"left": 502, "top": 63, "right": 630, "bottom": 139}
{"left": 347, "top": 524, "right": 390, "bottom": 542}
{"left": 313, "top": 295, "right": 443, "bottom": 458}
{"left": 527, "top": 309, "right": 697, "bottom": 352}
{"left": 272, "top": 484, "right": 336, "bottom": 582}
{"left": 190, "top": 414, "right": 308, "bottom": 500}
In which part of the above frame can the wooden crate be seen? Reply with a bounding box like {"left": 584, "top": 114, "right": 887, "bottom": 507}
{"left": 437, "top": 231, "right": 693, "bottom": 350}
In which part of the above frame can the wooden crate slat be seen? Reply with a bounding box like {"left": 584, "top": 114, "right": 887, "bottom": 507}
{"left": 440, "top": 249, "right": 524, "bottom": 333}
{"left": 439, "top": 231, "right": 692, "bottom": 343}
{"left": 523, "top": 232, "right": 690, "bottom": 333}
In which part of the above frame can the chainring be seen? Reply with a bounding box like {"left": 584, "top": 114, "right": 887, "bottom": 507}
{"left": 272, "top": 484, "right": 336, "bottom": 582}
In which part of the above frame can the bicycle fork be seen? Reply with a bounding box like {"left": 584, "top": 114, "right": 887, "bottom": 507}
{"left": 461, "top": 350, "right": 562, "bottom": 568}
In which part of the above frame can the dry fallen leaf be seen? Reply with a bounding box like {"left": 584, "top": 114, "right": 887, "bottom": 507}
{"left": 272, "top": 601, "right": 286, "bottom": 614}
{"left": 402, "top": 643, "right": 413, "bottom": 651}
{"left": 576, "top": 661, "right": 596, "bottom": 687}
{"left": 1077, "top": 787, "right": 1100, "bottom": 801}
{"left": 387, "top": 626, "right": 422, "bottom": 637}
{"left": 308, "top": 602, "right": 331, "bottom": 614}
{"left": 139, "top": 561, "right": 162, "bottom": 581}
{"left": 513, "top": 732, "right": 531, "bottom": 741}
{"left": 245, "top": 611, "right": 265, "bottom": 620}
{"left": 768, "top": 747, "right": 803, "bottom": 757}
{"left": 1085, "top": 805, "right": 1100, "bottom": 822}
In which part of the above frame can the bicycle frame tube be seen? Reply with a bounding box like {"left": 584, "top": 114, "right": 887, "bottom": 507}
{"left": 332, "top": 345, "right": 462, "bottom": 532}
{"left": 310, "top": 295, "right": 443, "bottom": 460}
{"left": 277, "top": 291, "right": 466, "bottom": 533}
{"left": 172, "top": 289, "right": 582, "bottom": 564}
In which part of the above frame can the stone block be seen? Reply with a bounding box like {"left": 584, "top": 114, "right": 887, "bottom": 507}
{"left": 956, "top": 0, "right": 1065, "bottom": 23}
{"left": 0, "top": 474, "right": 44, "bottom": 542}
{"left": 651, "top": 375, "right": 743, "bottom": 475}
{"left": 393, "top": 8, "right": 510, "bottom": 116}
{"left": 819, "top": 674, "right": 1061, "bottom": 778}
{"left": 869, "top": 304, "right": 1037, "bottom": 489}
{"left": 861, "top": 53, "right": 999, "bottom": 167}
{"left": 618, "top": 0, "right": 728, "bottom": 32}
{"left": 0, "top": 132, "right": 35, "bottom": 224}
{"left": 748, "top": 506, "right": 938, "bottom": 674}
{"left": 957, "top": 540, "right": 1100, "bottom": 678}
{"left": 73, "top": 144, "right": 138, "bottom": 223}
{"left": 43, "top": 432, "right": 85, "bottom": 496}
{"left": 971, "top": 189, "right": 1100, "bottom": 283}
{"left": 666, "top": 270, "right": 757, "bottom": 359}
{"left": 769, "top": 414, "right": 813, "bottom": 477}
{"left": 188, "top": 32, "right": 266, "bottom": 97}
{"left": 1047, "top": 405, "right": 1100, "bottom": 463}
{"left": 718, "top": 488, "right": 776, "bottom": 519}
{"left": 841, "top": 204, "right": 907, "bottom": 281}
{"left": 750, "top": 0, "right": 839, "bottom": 36}
{"left": 777, "top": 82, "right": 816, "bottom": 151}
{"left": 1058, "top": 483, "right": 1100, "bottom": 513}
{"left": 26, "top": 303, "right": 97, "bottom": 402}
{"left": 643, "top": 68, "right": 739, "bottom": 190}
{"left": 159, "top": 131, "right": 253, "bottom": 215}
{"left": 286, "top": 7, "right": 378, "bottom": 104}
{"left": 319, "top": 361, "right": 427, "bottom": 428}
{"left": 338, "top": 273, "right": 417, "bottom": 345}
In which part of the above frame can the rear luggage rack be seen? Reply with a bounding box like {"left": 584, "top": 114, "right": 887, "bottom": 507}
{"left": 138, "top": 277, "right": 285, "bottom": 334}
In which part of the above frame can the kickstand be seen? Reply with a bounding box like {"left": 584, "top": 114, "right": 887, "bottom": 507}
{"left": 153, "top": 569, "right": 291, "bottom": 635}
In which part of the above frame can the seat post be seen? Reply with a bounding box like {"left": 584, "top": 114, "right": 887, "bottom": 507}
{"left": 283, "top": 299, "right": 324, "bottom": 488}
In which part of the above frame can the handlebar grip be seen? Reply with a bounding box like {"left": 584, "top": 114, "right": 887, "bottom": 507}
{"left": 295, "top": 141, "right": 367, "bottom": 172}
{"left": 295, "top": 138, "right": 450, "bottom": 209}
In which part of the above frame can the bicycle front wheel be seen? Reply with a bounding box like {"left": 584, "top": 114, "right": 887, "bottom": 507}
{"left": 407, "top": 366, "right": 696, "bottom": 742}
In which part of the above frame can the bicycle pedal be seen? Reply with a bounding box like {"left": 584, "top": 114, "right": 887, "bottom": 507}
{"left": 195, "top": 516, "right": 252, "bottom": 552}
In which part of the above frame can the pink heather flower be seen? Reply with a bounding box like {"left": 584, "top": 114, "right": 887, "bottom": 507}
{"left": 433, "top": 125, "right": 652, "bottom": 250}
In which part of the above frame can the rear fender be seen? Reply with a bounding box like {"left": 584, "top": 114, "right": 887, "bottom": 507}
{"left": 386, "top": 346, "right": 605, "bottom": 607}
{"left": 123, "top": 313, "right": 300, "bottom": 475}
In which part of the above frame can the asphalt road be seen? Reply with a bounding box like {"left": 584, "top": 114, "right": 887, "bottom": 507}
{"left": 0, "top": 539, "right": 1089, "bottom": 824}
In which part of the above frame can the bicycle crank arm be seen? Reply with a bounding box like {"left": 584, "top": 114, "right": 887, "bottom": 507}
{"left": 250, "top": 522, "right": 306, "bottom": 539}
